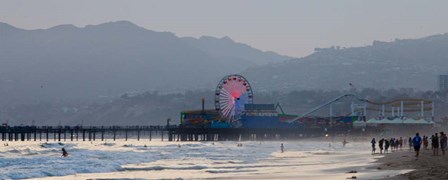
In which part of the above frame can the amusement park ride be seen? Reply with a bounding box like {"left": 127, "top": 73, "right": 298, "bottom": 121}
{"left": 180, "top": 74, "right": 435, "bottom": 129}
{"left": 214, "top": 74, "right": 253, "bottom": 122}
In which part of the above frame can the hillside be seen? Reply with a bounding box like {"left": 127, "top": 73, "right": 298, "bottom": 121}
{"left": 243, "top": 34, "right": 448, "bottom": 91}
{"left": 0, "top": 21, "right": 291, "bottom": 105}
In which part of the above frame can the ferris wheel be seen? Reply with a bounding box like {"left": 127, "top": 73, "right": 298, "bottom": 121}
{"left": 215, "top": 74, "right": 253, "bottom": 121}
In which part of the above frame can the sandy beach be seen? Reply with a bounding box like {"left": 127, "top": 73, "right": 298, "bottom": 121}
{"left": 374, "top": 148, "right": 448, "bottom": 180}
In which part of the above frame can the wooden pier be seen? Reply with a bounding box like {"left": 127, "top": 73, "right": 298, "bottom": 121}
{"left": 0, "top": 126, "right": 170, "bottom": 142}
{"left": 168, "top": 127, "right": 362, "bottom": 141}
{"left": 0, "top": 125, "right": 364, "bottom": 142}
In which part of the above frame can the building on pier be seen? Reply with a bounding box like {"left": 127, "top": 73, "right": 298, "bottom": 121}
{"left": 180, "top": 74, "right": 357, "bottom": 130}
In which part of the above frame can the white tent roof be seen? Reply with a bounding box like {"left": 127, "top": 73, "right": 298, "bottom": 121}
{"left": 366, "top": 119, "right": 382, "bottom": 124}
{"left": 404, "top": 118, "right": 434, "bottom": 124}
{"left": 353, "top": 120, "right": 366, "bottom": 127}
{"left": 366, "top": 118, "right": 401, "bottom": 124}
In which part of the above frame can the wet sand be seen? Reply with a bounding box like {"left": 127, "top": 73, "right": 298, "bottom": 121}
{"left": 375, "top": 148, "right": 448, "bottom": 180}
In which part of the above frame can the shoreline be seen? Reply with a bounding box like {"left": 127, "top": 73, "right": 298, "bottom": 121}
{"left": 374, "top": 148, "right": 448, "bottom": 180}
{"left": 2, "top": 140, "right": 426, "bottom": 180}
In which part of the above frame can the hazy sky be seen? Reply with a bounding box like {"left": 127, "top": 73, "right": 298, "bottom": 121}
{"left": 2, "top": 0, "right": 448, "bottom": 57}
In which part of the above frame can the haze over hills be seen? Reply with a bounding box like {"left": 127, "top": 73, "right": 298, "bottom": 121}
{"left": 2, "top": 20, "right": 448, "bottom": 125}
{"left": 182, "top": 36, "right": 287, "bottom": 66}
{"left": 244, "top": 34, "right": 448, "bottom": 91}
{"left": 0, "top": 21, "right": 292, "bottom": 105}
{"left": 2, "top": 20, "right": 447, "bottom": 107}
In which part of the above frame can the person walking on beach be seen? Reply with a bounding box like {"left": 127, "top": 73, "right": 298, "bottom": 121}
{"left": 371, "top": 138, "right": 376, "bottom": 154}
{"left": 384, "top": 139, "right": 390, "bottom": 153}
{"left": 432, "top": 133, "right": 439, "bottom": 156}
{"left": 394, "top": 138, "right": 398, "bottom": 151}
{"left": 281, "top": 143, "right": 284, "bottom": 153}
{"left": 413, "top": 133, "right": 422, "bottom": 158}
{"left": 399, "top": 137, "right": 403, "bottom": 150}
{"left": 390, "top": 138, "right": 395, "bottom": 152}
{"left": 430, "top": 135, "right": 435, "bottom": 150}
{"left": 423, "top": 136, "right": 429, "bottom": 150}
{"left": 440, "top": 132, "right": 447, "bottom": 156}
{"left": 379, "top": 138, "right": 384, "bottom": 154}
{"left": 408, "top": 137, "right": 413, "bottom": 150}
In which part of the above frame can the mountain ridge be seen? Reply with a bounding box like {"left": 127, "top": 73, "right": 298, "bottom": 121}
{"left": 0, "top": 21, "right": 292, "bottom": 105}
{"left": 243, "top": 33, "right": 448, "bottom": 91}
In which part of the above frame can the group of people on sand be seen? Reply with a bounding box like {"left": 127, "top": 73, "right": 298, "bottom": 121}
{"left": 370, "top": 137, "right": 404, "bottom": 154}
{"left": 371, "top": 131, "right": 448, "bottom": 158}
{"left": 417, "top": 132, "right": 448, "bottom": 156}
{"left": 409, "top": 132, "right": 447, "bottom": 157}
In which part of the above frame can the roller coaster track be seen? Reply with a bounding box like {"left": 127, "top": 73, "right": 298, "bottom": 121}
{"left": 366, "top": 107, "right": 432, "bottom": 113}
{"left": 365, "top": 98, "right": 432, "bottom": 106}
{"left": 290, "top": 94, "right": 432, "bottom": 122}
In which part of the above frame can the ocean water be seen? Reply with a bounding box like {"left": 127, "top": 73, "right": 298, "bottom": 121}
{"left": 0, "top": 139, "right": 405, "bottom": 179}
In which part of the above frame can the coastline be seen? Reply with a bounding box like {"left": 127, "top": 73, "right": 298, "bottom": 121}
{"left": 2, "top": 140, "right": 428, "bottom": 180}
{"left": 374, "top": 148, "right": 448, "bottom": 180}
{"left": 25, "top": 141, "right": 407, "bottom": 180}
